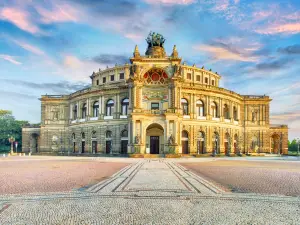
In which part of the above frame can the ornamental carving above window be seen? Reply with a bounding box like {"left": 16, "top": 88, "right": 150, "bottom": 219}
{"left": 143, "top": 68, "right": 168, "bottom": 84}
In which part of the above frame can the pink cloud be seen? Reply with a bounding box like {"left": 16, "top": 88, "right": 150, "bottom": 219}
{"left": 13, "top": 40, "right": 45, "bottom": 55}
{"left": 35, "top": 4, "right": 79, "bottom": 24}
{"left": 0, "top": 54, "right": 22, "bottom": 65}
{"left": 255, "top": 22, "right": 300, "bottom": 35}
{"left": 194, "top": 44, "right": 259, "bottom": 62}
{"left": 144, "top": 0, "right": 195, "bottom": 5}
{"left": 0, "top": 7, "right": 40, "bottom": 34}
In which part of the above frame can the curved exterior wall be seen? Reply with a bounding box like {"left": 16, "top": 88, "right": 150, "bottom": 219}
{"left": 22, "top": 44, "right": 288, "bottom": 155}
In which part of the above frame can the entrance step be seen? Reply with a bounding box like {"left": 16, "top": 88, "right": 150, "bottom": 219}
{"left": 144, "top": 154, "right": 163, "bottom": 158}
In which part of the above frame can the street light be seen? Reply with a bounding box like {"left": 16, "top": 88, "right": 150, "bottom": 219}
{"left": 212, "top": 136, "right": 218, "bottom": 157}
{"left": 8, "top": 136, "right": 15, "bottom": 154}
{"left": 297, "top": 138, "right": 300, "bottom": 157}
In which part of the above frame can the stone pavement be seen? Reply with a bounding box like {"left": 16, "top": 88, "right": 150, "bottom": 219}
{"left": 0, "top": 159, "right": 300, "bottom": 224}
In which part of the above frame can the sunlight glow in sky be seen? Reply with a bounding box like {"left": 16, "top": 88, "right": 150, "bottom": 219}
{"left": 0, "top": 0, "right": 300, "bottom": 139}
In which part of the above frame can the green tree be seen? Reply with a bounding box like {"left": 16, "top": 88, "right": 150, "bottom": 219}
{"left": 0, "top": 110, "right": 28, "bottom": 152}
{"left": 288, "top": 139, "right": 298, "bottom": 152}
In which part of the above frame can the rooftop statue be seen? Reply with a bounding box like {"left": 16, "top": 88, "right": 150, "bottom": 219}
{"left": 146, "top": 31, "right": 166, "bottom": 48}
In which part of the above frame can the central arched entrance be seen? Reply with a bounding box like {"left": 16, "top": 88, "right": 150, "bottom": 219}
{"left": 146, "top": 123, "right": 164, "bottom": 154}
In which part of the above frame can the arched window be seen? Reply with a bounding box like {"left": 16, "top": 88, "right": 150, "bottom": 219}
{"left": 121, "top": 98, "right": 129, "bottom": 115}
{"left": 181, "top": 98, "right": 189, "bottom": 115}
{"left": 91, "top": 131, "right": 97, "bottom": 138}
{"left": 182, "top": 130, "right": 188, "bottom": 138}
{"left": 233, "top": 106, "right": 238, "bottom": 121}
{"left": 93, "top": 101, "right": 99, "bottom": 117}
{"left": 224, "top": 104, "right": 229, "bottom": 119}
{"left": 143, "top": 68, "right": 168, "bottom": 85}
{"left": 81, "top": 132, "right": 85, "bottom": 139}
{"left": 211, "top": 102, "right": 218, "bottom": 118}
{"left": 82, "top": 103, "right": 87, "bottom": 119}
{"left": 121, "top": 130, "right": 128, "bottom": 137}
{"left": 106, "top": 130, "right": 112, "bottom": 138}
{"left": 72, "top": 133, "right": 75, "bottom": 140}
{"left": 73, "top": 105, "right": 77, "bottom": 120}
{"left": 106, "top": 100, "right": 114, "bottom": 116}
{"left": 196, "top": 100, "right": 204, "bottom": 117}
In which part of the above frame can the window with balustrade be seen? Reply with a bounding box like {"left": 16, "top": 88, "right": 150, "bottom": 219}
{"left": 106, "top": 100, "right": 114, "bottom": 116}
{"left": 93, "top": 101, "right": 99, "bottom": 117}
{"left": 211, "top": 101, "right": 218, "bottom": 118}
{"left": 121, "top": 98, "right": 129, "bottom": 115}
{"left": 233, "top": 106, "right": 238, "bottom": 121}
{"left": 73, "top": 105, "right": 77, "bottom": 120}
{"left": 196, "top": 100, "right": 204, "bottom": 117}
{"left": 181, "top": 98, "right": 189, "bottom": 115}
{"left": 224, "top": 104, "right": 229, "bottom": 119}
{"left": 82, "top": 103, "right": 87, "bottom": 119}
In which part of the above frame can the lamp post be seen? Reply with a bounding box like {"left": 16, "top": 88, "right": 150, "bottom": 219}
{"left": 8, "top": 136, "right": 15, "bottom": 154}
{"left": 278, "top": 133, "right": 282, "bottom": 156}
{"left": 212, "top": 137, "right": 218, "bottom": 157}
{"left": 297, "top": 138, "right": 300, "bottom": 157}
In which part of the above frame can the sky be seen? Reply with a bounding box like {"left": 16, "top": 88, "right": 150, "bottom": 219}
{"left": 0, "top": 0, "right": 300, "bottom": 140}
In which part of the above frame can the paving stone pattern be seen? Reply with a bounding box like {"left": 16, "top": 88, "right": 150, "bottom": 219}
{"left": 0, "top": 159, "right": 300, "bottom": 224}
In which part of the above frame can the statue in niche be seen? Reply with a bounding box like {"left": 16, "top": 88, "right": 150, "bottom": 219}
{"left": 168, "top": 134, "right": 175, "bottom": 145}
{"left": 51, "top": 107, "right": 59, "bottom": 121}
{"left": 135, "top": 134, "right": 140, "bottom": 144}
{"left": 252, "top": 111, "right": 257, "bottom": 122}
{"left": 165, "top": 65, "right": 175, "bottom": 78}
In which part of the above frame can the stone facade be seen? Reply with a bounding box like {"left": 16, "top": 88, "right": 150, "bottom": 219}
{"left": 22, "top": 34, "right": 288, "bottom": 155}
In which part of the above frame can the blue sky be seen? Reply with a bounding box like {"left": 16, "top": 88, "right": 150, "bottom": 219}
{"left": 0, "top": 0, "right": 300, "bottom": 139}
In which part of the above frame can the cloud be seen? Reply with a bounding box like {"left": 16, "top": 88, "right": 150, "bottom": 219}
{"left": 268, "top": 82, "right": 300, "bottom": 96}
{"left": 0, "top": 54, "right": 22, "bottom": 65}
{"left": 0, "top": 7, "right": 41, "bottom": 34}
{"left": 92, "top": 54, "right": 129, "bottom": 65}
{"left": 0, "top": 90, "right": 37, "bottom": 100}
{"left": 255, "top": 22, "right": 300, "bottom": 35}
{"left": 35, "top": 4, "right": 79, "bottom": 24}
{"left": 278, "top": 45, "right": 300, "bottom": 54}
{"left": 194, "top": 42, "right": 259, "bottom": 62}
{"left": 144, "top": 0, "right": 195, "bottom": 5}
{"left": 13, "top": 40, "right": 45, "bottom": 55}
{"left": 1, "top": 79, "right": 90, "bottom": 94}
{"left": 254, "top": 58, "right": 292, "bottom": 72}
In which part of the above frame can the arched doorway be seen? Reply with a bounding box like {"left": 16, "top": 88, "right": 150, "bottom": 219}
{"left": 271, "top": 134, "right": 280, "bottom": 154}
{"left": 182, "top": 130, "right": 189, "bottom": 154}
{"left": 234, "top": 134, "right": 238, "bottom": 154}
{"left": 91, "top": 131, "right": 97, "bottom": 154}
{"left": 106, "top": 131, "right": 112, "bottom": 154}
{"left": 212, "top": 132, "right": 220, "bottom": 154}
{"left": 251, "top": 136, "right": 258, "bottom": 153}
{"left": 224, "top": 132, "right": 230, "bottom": 155}
{"left": 30, "top": 133, "right": 39, "bottom": 153}
{"left": 81, "top": 132, "right": 85, "bottom": 153}
{"left": 72, "top": 133, "right": 76, "bottom": 153}
{"left": 146, "top": 123, "right": 164, "bottom": 154}
{"left": 120, "top": 130, "right": 128, "bottom": 154}
{"left": 197, "top": 131, "right": 205, "bottom": 154}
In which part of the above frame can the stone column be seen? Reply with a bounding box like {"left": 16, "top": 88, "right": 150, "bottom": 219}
{"left": 128, "top": 84, "right": 132, "bottom": 112}
{"left": 128, "top": 121, "right": 132, "bottom": 144}
{"left": 77, "top": 101, "right": 80, "bottom": 119}
{"left": 86, "top": 99, "right": 89, "bottom": 119}
{"left": 168, "top": 84, "right": 172, "bottom": 108}
{"left": 70, "top": 103, "right": 73, "bottom": 120}
{"left": 206, "top": 96, "right": 209, "bottom": 119}
{"left": 101, "top": 96, "right": 105, "bottom": 116}
{"left": 98, "top": 96, "right": 102, "bottom": 117}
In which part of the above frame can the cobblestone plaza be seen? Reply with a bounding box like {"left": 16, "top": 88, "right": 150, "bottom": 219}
{"left": 0, "top": 156, "right": 300, "bottom": 224}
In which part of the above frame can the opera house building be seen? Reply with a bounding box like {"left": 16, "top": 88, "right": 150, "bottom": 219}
{"left": 22, "top": 33, "right": 288, "bottom": 155}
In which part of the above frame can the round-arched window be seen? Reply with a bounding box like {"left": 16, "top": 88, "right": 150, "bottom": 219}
{"left": 143, "top": 68, "right": 168, "bottom": 84}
